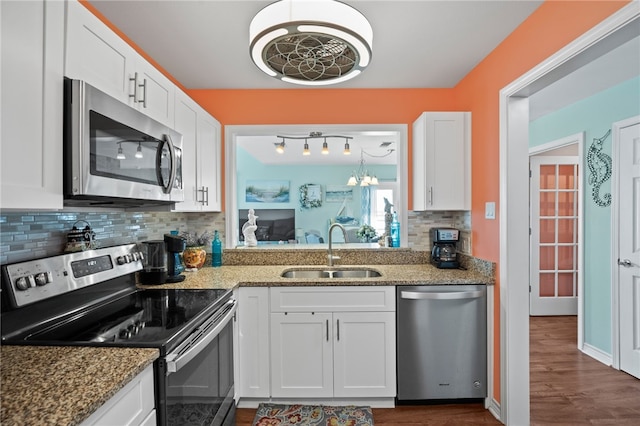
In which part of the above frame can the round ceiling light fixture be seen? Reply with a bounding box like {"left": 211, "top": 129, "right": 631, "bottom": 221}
{"left": 249, "top": 0, "right": 373, "bottom": 86}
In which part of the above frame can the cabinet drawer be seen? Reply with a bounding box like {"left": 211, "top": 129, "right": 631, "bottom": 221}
{"left": 270, "top": 286, "right": 395, "bottom": 312}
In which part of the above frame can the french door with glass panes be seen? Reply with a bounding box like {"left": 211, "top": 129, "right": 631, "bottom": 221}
{"left": 530, "top": 156, "right": 579, "bottom": 316}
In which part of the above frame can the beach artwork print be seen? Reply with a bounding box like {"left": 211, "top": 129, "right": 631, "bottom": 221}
{"left": 246, "top": 180, "right": 290, "bottom": 203}
{"left": 325, "top": 185, "right": 354, "bottom": 202}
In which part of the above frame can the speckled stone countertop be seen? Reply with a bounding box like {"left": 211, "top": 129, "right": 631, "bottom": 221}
{"left": 1, "top": 346, "right": 158, "bottom": 426}
{"left": 139, "top": 259, "right": 494, "bottom": 290}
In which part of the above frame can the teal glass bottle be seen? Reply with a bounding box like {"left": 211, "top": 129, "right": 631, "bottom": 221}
{"left": 212, "top": 230, "right": 223, "bottom": 267}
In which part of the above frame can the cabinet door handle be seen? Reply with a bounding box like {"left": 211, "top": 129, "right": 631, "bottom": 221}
{"left": 326, "top": 319, "right": 329, "bottom": 341}
{"left": 139, "top": 78, "right": 147, "bottom": 108}
{"left": 429, "top": 186, "right": 433, "bottom": 205}
{"left": 129, "top": 72, "right": 139, "bottom": 103}
{"left": 336, "top": 319, "right": 340, "bottom": 341}
{"left": 204, "top": 187, "right": 209, "bottom": 206}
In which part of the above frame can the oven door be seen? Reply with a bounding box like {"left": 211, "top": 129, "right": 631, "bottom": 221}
{"left": 157, "top": 299, "right": 236, "bottom": 426}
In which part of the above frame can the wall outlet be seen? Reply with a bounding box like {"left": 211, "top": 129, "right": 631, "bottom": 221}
{"left": 485, "top": 202, "right": 496, "bottom": 220}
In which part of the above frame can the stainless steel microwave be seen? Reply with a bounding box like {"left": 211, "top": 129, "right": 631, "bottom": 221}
{"left": 64, "top": 79, "right": 183, "bottom": 207}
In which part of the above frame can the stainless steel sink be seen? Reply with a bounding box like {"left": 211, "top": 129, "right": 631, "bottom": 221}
{"left": 281, "top": 268, "right": 381, "bottom": 279}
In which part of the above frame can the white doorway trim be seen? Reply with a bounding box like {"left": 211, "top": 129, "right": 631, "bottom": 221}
{"left": 499, "top": 4, "right": 640, "bottom": 425}
{"left": 611, "top": 114, "right": 640, "bottom": 371}
{"left": 529, "top": 133, "right": 584, "bottom": 347}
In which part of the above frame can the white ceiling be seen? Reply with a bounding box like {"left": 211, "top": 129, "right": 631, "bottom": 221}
{"left": 87, "top": 0, "right": 639, "bottom": 164}
{"left": 87, "top": 0, "right": 544, "bottom": 89}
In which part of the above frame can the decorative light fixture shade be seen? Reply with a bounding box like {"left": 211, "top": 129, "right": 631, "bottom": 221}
{"left": 249, "top": 0, "right": 373, "bottom": 86}
{"left": 135, "top": 142, "right": 144, "bottom": 159}
{"left": 303, "top": 141, "right": 311, "bottom": 155}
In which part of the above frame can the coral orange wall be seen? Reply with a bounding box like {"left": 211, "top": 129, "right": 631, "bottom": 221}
{"left": 452, "top": 0, "right": 631, "bottom": 402}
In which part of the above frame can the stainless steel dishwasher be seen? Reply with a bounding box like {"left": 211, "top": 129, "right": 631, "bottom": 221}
{"left": 396, "top": 285, "right": 487, "bottom": 401}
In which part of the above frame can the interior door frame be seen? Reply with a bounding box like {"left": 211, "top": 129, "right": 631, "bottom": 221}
{"left": 610, "top": 114, "right": 640, "bottom": 370}
{"left": 499, "top": 4, "right": 640, "bottom": 425}
{"left": 528, "top": 134, "right": 584, "bottom": 335}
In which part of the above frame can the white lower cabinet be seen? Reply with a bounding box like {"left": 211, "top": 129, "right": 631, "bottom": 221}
{"left": 269, "top": 286, "right": 396, "bottom": 399}
{"left": 271, "top": 310, "right": 396, "bottom": 398}
{"left": 80, "top": 364, "right": 155, "bottom": 426}
{"left": 237, "top": 287, "right": 271, "bottom": 398}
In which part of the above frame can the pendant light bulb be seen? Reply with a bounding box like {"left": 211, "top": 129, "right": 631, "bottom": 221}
{"left": 276, "top": 140, "right": 285, "bottom": 154}
{"left": 322, "top": 139, "right": 329, "bottom": 155}
{"left": 135, "top": 142, "right": 143, "bottom": 159}
{"left": 303, "top": 140, "right": 310, "bottom": 156}
{"left": 116, "top": 143, "right": 126, "bottom": 160}
{"left": 343, "top": 141, "right": 351, "bottom": 155}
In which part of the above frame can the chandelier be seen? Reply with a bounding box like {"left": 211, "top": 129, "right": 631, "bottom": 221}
{"left": 249, "top": 0, "right": 373, "bottom": 86}
{"left": 347, "top": 150, "right": 379, "bottom": 187}
{"left": 274, "top": 132, "right": 353, "bottom": 156}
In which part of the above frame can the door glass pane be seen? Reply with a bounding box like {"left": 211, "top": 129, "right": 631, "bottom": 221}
{"left": 539, "top": 192, "right": 556, "bottom": 216}
{"left": 557, "top": 192, "right": 575, "bottom": 216}
{"left": 558, "top": 246, "right": 574, "bottom": 270}
{"left": 539, "top": 273, "right": 555, "bottom": 297}
{"left": 558, "top": 165, "right": 576, "bottom": 189}
{"left": 558, "top": 273, "right": 575, "bottom": 297}
{"left": 540, "top": 219, "right": 555, "bottom": 243}
{"left": 557, "top": 219, "right": 575, "bottom": 243}
{"left": 540, "top": 246, "right": 555, "bottom": 270}
{"left": 539, "top": 165, "right": 556, "bottom": 189}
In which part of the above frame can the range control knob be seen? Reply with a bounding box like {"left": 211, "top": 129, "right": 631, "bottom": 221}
{"left": 34, "top": 272, "right": 49, "bottom": 286}
{"left": 15, "top": 277, "right": 29, "bottom": 291}
{"left": 116, "top": 256, "right": 127, "bottom": 265}
{"left": 119, "top": 328, "right": 132, "bottom": 339}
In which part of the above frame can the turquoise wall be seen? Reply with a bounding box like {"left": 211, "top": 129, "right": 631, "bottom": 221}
{"left": 529, "top": 76, "right": 640, "bottom": 354}
{"left": 237, "top": 146, "right": 397, "bottom": 242}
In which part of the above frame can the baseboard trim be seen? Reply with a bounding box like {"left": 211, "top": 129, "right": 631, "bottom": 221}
{"left": 237, "top": 397, "right": 396, "bottom": 409}
{"left": 488, "top": 397, "right": 501, "bottom": 423}
{"left": 582, "top": 343, "right": 613, "bottom": 366}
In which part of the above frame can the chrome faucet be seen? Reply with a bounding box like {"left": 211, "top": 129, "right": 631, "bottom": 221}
{"left": 327, "top": 223, "right": 347, "bottom": 267}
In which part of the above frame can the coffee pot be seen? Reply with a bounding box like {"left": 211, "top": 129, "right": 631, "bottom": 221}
{"left": 139, "top": 235, "right": 186, "bottom": 284}
{"left": 430, "top": 228, "right": 460, "bottom": 269}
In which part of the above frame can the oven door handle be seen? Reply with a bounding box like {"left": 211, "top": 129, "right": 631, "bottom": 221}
{"left": 165, "top": 299, "right": 237, "bottom": 374}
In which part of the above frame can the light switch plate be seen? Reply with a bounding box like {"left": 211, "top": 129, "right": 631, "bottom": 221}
{"left": 485, "top": 202, "right": 496, "bottom": 219}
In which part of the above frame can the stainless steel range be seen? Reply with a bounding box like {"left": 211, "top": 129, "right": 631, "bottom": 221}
{"left": 1, "top": 244, "right": 237, "bottom": 426}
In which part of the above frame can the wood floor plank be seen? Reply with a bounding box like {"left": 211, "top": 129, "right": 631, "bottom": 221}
{"left": 236, "top": 316, "right": 640, "bottom": 425}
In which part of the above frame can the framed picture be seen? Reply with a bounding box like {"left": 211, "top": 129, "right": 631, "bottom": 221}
{"left": 245, "top": 180, "right": 290, "bottom": 203}
{"left": 299, "top": 183, "right": 322, "bottom": 209}
{"left": 325, "top": 185, "right": 353, "bottom": 202}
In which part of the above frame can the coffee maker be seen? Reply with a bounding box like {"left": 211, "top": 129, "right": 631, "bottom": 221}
{"left": 430, "top": 228, "right": 460, "bottom": 269}
{"left": 139, "top": 234, "right": 186, "bottom": 284}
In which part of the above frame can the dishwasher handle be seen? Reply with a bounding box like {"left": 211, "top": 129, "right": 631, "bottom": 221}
{"left": 400, "top": 289, "right": 484, "bottom": 300}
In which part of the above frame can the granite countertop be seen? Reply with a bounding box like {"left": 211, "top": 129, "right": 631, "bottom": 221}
{"left": 0, "top": 346, "right": 158, "bottom": 426}
{"left": 138, "top": 262, "right": 494, "bottom": 290}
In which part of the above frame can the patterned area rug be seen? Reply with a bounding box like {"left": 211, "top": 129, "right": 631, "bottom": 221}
{"left": 252, "top": 403, "right": 374, "bottom": 426}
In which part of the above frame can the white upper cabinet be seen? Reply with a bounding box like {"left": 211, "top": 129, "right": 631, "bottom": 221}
{"left": 412, "top": 112, "right": 471, "bottom": 211}
{"left": 65, "top": 0, "right": 174, "bottom": 126}
{"left": 173, "top": 90, "right": 221, "bottom": 212}
{"left": 1, "top": 0, "right": 65, "bottom": 210}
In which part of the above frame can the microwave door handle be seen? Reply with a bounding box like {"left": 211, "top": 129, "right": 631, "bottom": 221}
{"left": 162, "top": 134, "right": 177, "bottom": 194}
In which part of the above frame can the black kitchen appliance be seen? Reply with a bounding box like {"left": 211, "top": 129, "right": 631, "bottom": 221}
{"left": 430, "top": 227, "right": 460, "bottom": 269}
{"left": 139, "top": 235, "right": 186, "bottom": 284}
{"left": 1, "top": 244, "right": 236, "bottom": 426}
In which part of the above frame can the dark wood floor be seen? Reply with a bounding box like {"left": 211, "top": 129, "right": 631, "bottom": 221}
{"left": 530, "top": 315, "right": 640, "bottom": 425}
{"left": 236, "top": 316, "right": 640, "bottom": 425}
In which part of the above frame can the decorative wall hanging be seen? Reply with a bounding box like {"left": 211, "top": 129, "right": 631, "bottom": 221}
{"left": 587, "top": 129, "right": 612, "bottom": 207}
{"left": 325, "top": 185, "right": 353, "bottom": 202}
{"left": 246, "top": 180, "right": 290, "bottom": 203}
{"left": 299, "top": 184, "right": 322, "bottom": 209}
